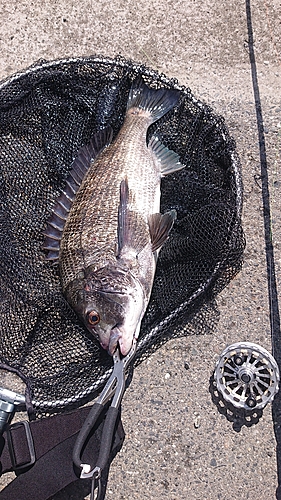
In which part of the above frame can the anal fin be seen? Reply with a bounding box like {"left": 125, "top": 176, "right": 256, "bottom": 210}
{"left": 148, "top": 210, "right": 177, "bottom": 253}
{"left": 149, "top": 135, "right": 185, "bottom": 176}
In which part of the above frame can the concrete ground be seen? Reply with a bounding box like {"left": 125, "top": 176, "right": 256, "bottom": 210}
{"left": 0, "top": 0, "right": 280, "bottom": 499}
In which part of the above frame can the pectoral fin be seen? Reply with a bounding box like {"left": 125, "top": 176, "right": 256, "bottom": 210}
{"left": 117, "top": 178, "right": 148, "bottom": 258}
{"left": 148, "top": 210, "right": 177, "bottom": 253}
{"left": 117, "top": 177, "right": 130, "bottom": 256}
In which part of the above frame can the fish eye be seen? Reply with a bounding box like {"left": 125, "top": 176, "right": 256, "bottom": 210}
{"left": 87, "top": 311, "right": 100, "bottom": 326}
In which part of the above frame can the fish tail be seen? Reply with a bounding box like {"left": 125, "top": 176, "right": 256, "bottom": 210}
{"left": 126, "top": 76, "right": 180, "bottom": 123}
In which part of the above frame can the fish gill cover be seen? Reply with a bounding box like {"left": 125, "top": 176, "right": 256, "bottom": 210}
{"left": 0, "top": 56, "right": 245, "bottom": 417}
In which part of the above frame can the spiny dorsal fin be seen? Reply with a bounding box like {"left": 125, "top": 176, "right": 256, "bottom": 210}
{"left": 117, "top": 177, "right": 148, "bottom": 258}
{"left": 148, "top": 210, "right": 177, "bottom": 253}
{"left": 43, "top": 127, "right": 113, "bottom": 262}
{"left": 70, "top": 126, "right": 113, "bottom": 184}
{"left": 149, "top": 135, "right": 185, "bottom": 176}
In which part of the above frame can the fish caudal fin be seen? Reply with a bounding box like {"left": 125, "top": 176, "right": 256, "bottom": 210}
{"left": 149, "top": 135, "right": 185, "bottom": 176}
{"left": 43, "top": 127, "right": 113, "bottom": 261}
{"left": 126, "top": 76, "right": 180, "bottom": 123}
{"left": 148, "top": 210, "right": 177, "bottom": 253}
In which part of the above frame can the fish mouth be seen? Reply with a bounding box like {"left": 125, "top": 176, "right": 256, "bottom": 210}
{"left": 109, "top": 321, "right": 141, "bottom": 356}
{"left": 108, "top": 326, "right": 122, "bottom": 355}
{"left": 108, "top": 325, "right": 136, "bottom": 356}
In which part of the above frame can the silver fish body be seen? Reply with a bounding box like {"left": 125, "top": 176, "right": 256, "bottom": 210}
{"left": 43, "top": 78, "right": 184, "bottom": 355}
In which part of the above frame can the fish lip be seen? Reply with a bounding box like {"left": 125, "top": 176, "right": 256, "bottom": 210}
{"left": 108, "top": 324, "right": 135, "bottom": 356}
{"left": 118, "top": 337, "right": 134, "bottom": 357}
{"left": 108, "top": 326, "right": 135, "bottom": 356}
{"left": 108, "top": 326, "right": 122, "bottom": 356}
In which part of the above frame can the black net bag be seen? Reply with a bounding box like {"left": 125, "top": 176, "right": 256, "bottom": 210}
{"left": 0, "top": 55, "right": 245, "bottom": 417}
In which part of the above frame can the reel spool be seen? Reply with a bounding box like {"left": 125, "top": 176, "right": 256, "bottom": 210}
{"left": 214, "top": 342, "right": 280, "bottom": 410}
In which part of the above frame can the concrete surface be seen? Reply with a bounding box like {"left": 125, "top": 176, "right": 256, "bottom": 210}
{"left": 0, "top": 0, "right": 280, "bottom": 499}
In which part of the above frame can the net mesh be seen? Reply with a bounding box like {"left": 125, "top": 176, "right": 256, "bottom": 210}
{"left": 0, "top": 56, "right": 245, "bottom": 417}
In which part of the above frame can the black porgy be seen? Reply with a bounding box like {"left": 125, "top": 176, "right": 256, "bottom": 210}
{"left": 43, "top": 77, "right": 184, "bottom": 355}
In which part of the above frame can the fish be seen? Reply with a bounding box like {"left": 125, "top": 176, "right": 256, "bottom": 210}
{"left": 43, "top": 77, "right": 184, "bottom": 356}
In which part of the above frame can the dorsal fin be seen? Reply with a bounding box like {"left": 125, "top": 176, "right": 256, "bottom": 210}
{"left": 43, "top": 127, "right": 113, "bottom": 262}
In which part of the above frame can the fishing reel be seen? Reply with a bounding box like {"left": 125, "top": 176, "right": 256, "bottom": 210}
{"left": 214, "top": 342, "right": 280, "bottom": 410}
